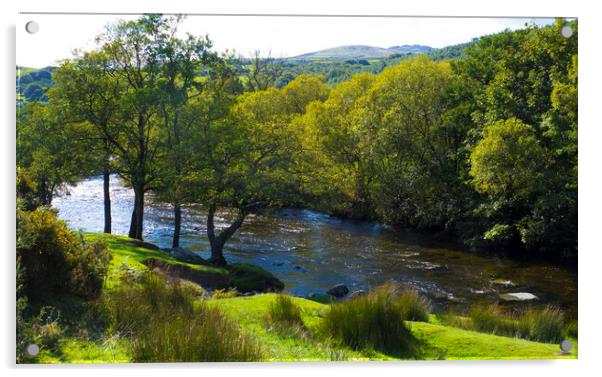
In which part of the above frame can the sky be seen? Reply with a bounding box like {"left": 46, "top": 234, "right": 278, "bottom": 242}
{"left": 16, "top": 13, "right": 557, "bottom": 68}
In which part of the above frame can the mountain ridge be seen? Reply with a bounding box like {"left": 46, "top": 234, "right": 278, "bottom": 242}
{"left": 293, "top": 44, "right": 434, "bottom": 60}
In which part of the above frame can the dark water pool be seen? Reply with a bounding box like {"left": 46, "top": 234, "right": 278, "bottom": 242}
{"left": 53, "top": 175, "right": 577, "bottom": 316}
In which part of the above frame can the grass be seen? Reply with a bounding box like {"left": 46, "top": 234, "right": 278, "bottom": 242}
{"left": 268, "top": 294, "right": 304, "bottom": 327}
{"left": 36, "top": 338, "right": 131, "bottom": 364}
{"left": 103, "top": 272, "right": 263, "bottom": 362}
{"left": 85, "top": 233, "right": 227, "bottom": 290}
{"left": 85, "top": 233, "right": 282, "bottom": 293}
{"left": 28, "top": 233, "right": 578, "bottom": 363}
{"left": 213, "top": 294, "right": 577, "bottom": 361}
{"left": 320, "top": 283, "right": 416, "bottom": 356}
{"left": 398, "top": 287, "right": 431, "bottom": 322}
{"left": 439, "top": 304, "right": 569, "bottom": 344}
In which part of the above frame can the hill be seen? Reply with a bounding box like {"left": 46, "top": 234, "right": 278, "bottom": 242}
{"left": 17, "top": 66, "right": 55, "bottom": 105}
{"left": 293, "top": 44, "right": 434, "bottom": 60}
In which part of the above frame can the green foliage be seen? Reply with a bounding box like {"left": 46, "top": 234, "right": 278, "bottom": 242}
{"left": 321, "top": 283, "right": 416, "bottom": 355}
{"left": 16, "top": 102, "right": 90, "bottom": 205}
{"left": 16, "top": 207, "right": 112, "bottom": 301}
{"left": 470, "top": 118, "right": 546, "bottom": 200}
{"left": 103, "top": 273, "right": 263, "bottom": 362}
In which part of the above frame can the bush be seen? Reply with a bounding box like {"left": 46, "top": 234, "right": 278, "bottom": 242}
{"left": 104, "top": 273, "right": 262, "bottom": 362}
{"left": 16, "top": 303, "right": 65, "bottom": 363}
{"left": 398, "top": 288, "right": 431, "bottom": 322}
{"left": 268, "top": 295, "right": 303, "bottom": 327}
{"left": 17, "top": 207, "right": 112, "bottom": 301}
{"left": 321, "top": 283, "right": 415, "bottom": 355}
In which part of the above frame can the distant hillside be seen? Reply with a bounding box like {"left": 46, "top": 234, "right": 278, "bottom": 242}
{"left": 293, "top": 44, "right": 434, "bottom": 60}
{"left": 17, "top": 66, "right": 55, "bottom": 104}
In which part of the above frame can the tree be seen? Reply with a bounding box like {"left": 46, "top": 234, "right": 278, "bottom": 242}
{"left": 153, "top": 25, "right": 221, "bottom": 247}
{"left": 245, "top": 50, "right": 285, "bottom": 91}
{"left": 16, "top": 102, "right": 89, "bottom": 205}
{"left": 470, "top": 118, "right": 546, "bottom": 200}
{"left": 469, "top": 118, "right": 547, "bottom": 246}
{"left": 94, "top": 14, "right": 174, "bottom": 240}
{"left": 359, "top": 57, "right": 469, "bottom": 229}
{"left": 189, "top": 75, "right": 330, "bottom": 265}
{"left": 459, "top": 19, "right": 578, "bottom": 256}
{"left": 297, "top": 72, "right": 376, "bottom": 217}
{"left": 51, "top": 51, "right": 123, "bottom": 233}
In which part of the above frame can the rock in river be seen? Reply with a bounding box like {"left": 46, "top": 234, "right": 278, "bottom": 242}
{"left": 327, "top": 284, "right": 349, "bottom": 298}
{"left": 499, "top": 292, "right": 539, "bottom": 301}
{"left": 492, "top": 279, "right": 515, "bottom": 287}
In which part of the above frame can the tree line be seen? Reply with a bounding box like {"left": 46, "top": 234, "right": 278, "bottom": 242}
{"left": 16, "top": 15, "right": 578, "bottom": 264}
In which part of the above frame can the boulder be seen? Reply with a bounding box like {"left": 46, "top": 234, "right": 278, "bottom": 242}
{"left": 169, "top": 247, "right": 207, "bottom": 265}
{"left": 499, "top": 292, "right": 538, "bottom": 301}
{"left": 327, "top": 283, "right": 349, "bottom": 298}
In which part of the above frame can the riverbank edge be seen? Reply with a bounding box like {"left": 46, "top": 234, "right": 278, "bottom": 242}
{"left": 85, "top": 233, "right": 284, "bottom": 293}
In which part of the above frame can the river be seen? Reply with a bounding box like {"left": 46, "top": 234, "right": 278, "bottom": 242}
{"left": 53, "top": 175, "right": 577, "bottom": 316}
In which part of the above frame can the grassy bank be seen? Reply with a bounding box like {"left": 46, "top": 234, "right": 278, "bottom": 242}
{"left": 36, "top": 234, "right": 577, "bottom": 363}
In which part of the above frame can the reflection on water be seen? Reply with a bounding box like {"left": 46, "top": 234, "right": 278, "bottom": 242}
{"left": 53, "top": 175, "right": 577, "bottom": 316}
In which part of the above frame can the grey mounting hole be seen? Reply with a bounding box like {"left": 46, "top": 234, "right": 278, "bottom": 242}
{"left": 561, "top": 26, "right": 573, "bottom": 38}
{"left": 560, "top": 339, "right": 573, "bottom": 352}
{"left": 26, "top": 343, "right": 40, "bottom": 356}
{"left": 25, "top": 21, "right": 39, "bottom": 34}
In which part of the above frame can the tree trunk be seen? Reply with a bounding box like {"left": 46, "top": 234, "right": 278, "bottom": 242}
{"left": 103, "top": 170, "right": 112, "bottom": 234}
{"left": 128, "top": 198, "right": 138, "bottom": 239}
{"left": 172, "top": 203, "right": 181, "bottom": 248}
{"left": 128, "top": 184, "right": 145, "bottom": 240}
{"left": 206, "top": 204, "right": 246, "bottom": 267}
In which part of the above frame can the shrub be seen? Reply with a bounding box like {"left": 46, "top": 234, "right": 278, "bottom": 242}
{"left": 518, "top": 305, "right": 565, "bottom": 343}
{"left": 398, "top": 288, "right": 431, "bottom": 322}
{"left": 104, "top": 273, "right": 262, "bottom": 362}
{"left": 17, "top": 207, "right": 112, "bottom": 301}
{"left": 321, "top": 283, "right": 415, "bottom": 355}
{"left": 268, "top": 294, "right": 303, "bottom": 327}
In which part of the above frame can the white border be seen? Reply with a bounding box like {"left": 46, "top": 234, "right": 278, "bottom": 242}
{"left": 2, "top": 1, "right": 601, "bottom": 376}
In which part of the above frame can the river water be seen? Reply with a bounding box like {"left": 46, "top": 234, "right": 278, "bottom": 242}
{"left": 53, "top": 175, "right": 577, "bottom": 316}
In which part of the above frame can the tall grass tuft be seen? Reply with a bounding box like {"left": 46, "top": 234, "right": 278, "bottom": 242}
{"left": 398, "top": 288, "right": 431, "bottom": 322}
{"left": 268, "top": 294, "right": 304, "bottom": 327}
{"left": 565, "top": 320, "right": 578, "bottom": 339}
{"left": 467, "top": 304, "right": 566, "bottom": 344}
{"left": 104, "top": 273, "right": 262, "bottom": 362}
{"left": 517, "top": 305, "right": 565, "bottom": 343}
{"left": 321, "top": 283, "right": 415, "bottom": 355}
{"left": 469, "top": 304, "right": 515, "bottom": 335}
